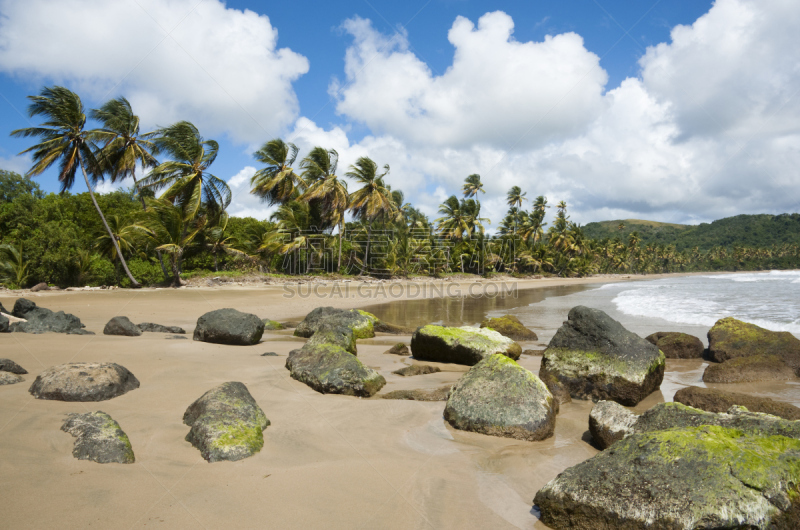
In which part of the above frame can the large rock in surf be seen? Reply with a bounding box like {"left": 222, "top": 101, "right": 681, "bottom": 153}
{"left": 703, "top": 354, "right": 796, "bottom": 383}
{"left": 540, "top": 306, "right": 665, "bottom": 406}
{"left": 480, "top": 315, "right": 538, "bottom": 341}
{"left": 707, "top": 317, "right": 800, "bottom": 371}
{"left": 183, "top": 382, "right": 269, "bottom": 463}
{"left": 10, "top": 298, "right": 92, "bottom": 335}
{"left": 644, "top": 331, "right": 704, "bottom": 359}
{"left": 410, "top": 325, "right": 522, "bottom": 365}
{"left": 137, "top": 322, "right": 186, "bottom": 334}
{"left": 29, "top": 362, "right": 140, "bottom": 401}
{"left": 294, "top": 307, "right": 377, "bottom": 340}
{"left": 674, "top": 386, "right": 800, "bottom": 420}
{"left": 61, "top": 411, "right": 135, "bottom": 464}
{"left": 0, "top": 371, "right": 23, "bottom": 385}
{"left": 103, "top": 316, "right": 142, "bottom": 337}
{"left": 444, "top": 354, "right": 556, "bottom": 441}
{"left": 193, "top": 308, "right": 264, "bottom": 345}
{"left": 534, "top": 424, "right": 800, "bottom": 529}
{"left": 589, "top": 401, "right": 800, "bottom": 450}
{"left": 286, "top": 342, "right": 386, "bottom": 397}
{"left": 0, "top": 358, "right": 27, "bottom": 374}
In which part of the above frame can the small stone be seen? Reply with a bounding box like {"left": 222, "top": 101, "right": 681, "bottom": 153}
{"left": 261, "top": 352, "right": 279, "bottom": 357}
{"left": 103, "top": 316, "right": 142, "bottom": 337}
{"left": 392, "top": 364, "right": 441, "bottom": 377}
{"left": 166, "top": 335, "right": 188, "bottom": 340}
{"left": 138, "top": 322, "right": 186, "bottom": 334}
{"left": 61, "top": 411, "right": 134, "bottom": 464}
{"left": 30, "top": 282, "right": 49, "bottom": 292}
{"left": 384, "top": 343, "right": 410, "bottom": 356}
{"left": 380, "top": 386, "right": 451, "bottom": 401}
{"left": 262, "top": 319, "right": 284, "bottom": 330}
{"left": 0, "top": 371, "right": 23, "bottom": 385}
{"left": 0, "top": 358, "right": 27, "bottom": 374}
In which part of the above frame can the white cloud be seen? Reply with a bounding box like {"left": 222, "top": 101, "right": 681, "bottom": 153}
{"left": 226, "top": 166, "right": 274, "bottom": 220}
{"left": 0, "top": 0, "right": 309, "bottom": 143}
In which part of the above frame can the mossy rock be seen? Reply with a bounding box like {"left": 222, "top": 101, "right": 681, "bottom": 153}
{"left": 538, "top": 370, "right": 571, "bottom": 405}
{"left": 535, "top": 425, "right": 800, "bottom": 529}
{"left": 384, "top": 343, "right": 410, "bottom": 356}
{"left": 183, "top": 382, "right": 269, "bottom": 463}
{"left": 262, "top": 319, "right": 284, "bottom": 331}
{"left": 645, "top": 331, "right": 704, "bottom": 359}
{"left": 674, "top": 386, "right": 800, "bottom": 420}
{"left": 285, "top": 343, "right": 386, "bottom": 397}
{"left": 708, "top": 317, "right": 800, "bottom": 370}
{"left": 703, "top": 354, "right": 796, "bottom": 383}
{"left": 480, "top": 315, "right": 538, "bottom": 341}
{"left": 444, "top": 354, "right": 556, "bottom": 441}
{"left": 541, "top": 306, "right": 665, "bottom": 406}
{"left": 306, "top": 322, "right": 357, "bottom": 355}
{"left": 61, "top": 411, "right": 135, "bottom": 464}
{"left": 294, "top": 307, "right": 376, "bottom": 340}
{"left": 410, "top": 325, "right": 522, "bottom": 366}
{"left": 380, "top": 386, "right": 451, "bottom": 401}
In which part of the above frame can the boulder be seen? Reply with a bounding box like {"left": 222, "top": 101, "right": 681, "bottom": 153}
{"left": 9, "top": 298, "right": 92, "bottom": 335}
{"left": 285, "top": 342, "right": 386, "bottom": 397}
{"left": 137, "top": 322, "right": 186, "bottom": 334}
{"left": 588, "top": 400, "right": 638, "bottom": 449}
{"left": 103, "top": 316, "right": 142, "bottom": 337}
{"left": 703, "top": 354, "right": 796, "bottom": 383}
{"left": 0, "top": 358, "right": 28, "bottom": 374}
{"left": 305, "top": 322, "right": 357, "bottom": 355}
{"left": 0, "top": 313, "right": 8, "bottom": 333}
{"left": 644, "top": 331, "right": 704, "bottom": 359}
{"left": 183, "top": 382, "right": 269, "bottom": 463}
{"left": 410, "top": 325, "right": 522, "bottom": 366}
{"left": 0, "top": 371, "right": 23, "bottom": 385}
{"left": 29, "top": 362, "right": 140, "bottom": 401}
{"left": 589, "top": 401, "right": 800, "bottom": 450}
{"left": 294, "top": 307, "right": 377, "bottom": 339}
{"left": 384, "top": 343, "right": 410, "bottom": 356}
{"left": 480, "top": 315, "right": 538, "bottom": 341}
{"left": 534, "top": 424, "right": 800, "bottom": 529}
{"left": 193, "top": 308, "right": 264, "bottom": 345}
{"left": 30, "top": 282, "right": 49, "bottom": 292}
{"left": 540, "top": 306, "right": 665, "bottom": 406}
{"left": 538, "top": 370, "right": 572, "bottom": 405}
{"left": 674, "top": 386, "right": 800, "bottom": 421}
{"left": 61, "top": 411, "right": 135, "bottom": 464}
{"left": 262, "top": 319, "right": 284, "bottom": 331}
{"left": 708, "top": 317, "right": 800, "bottom": 371}
{"left": 392, "top": 364, "right": 441, "bottom": 377}
{"left": 444, "top": 354, "right": 556, "bottom": 441}
{"left": 380, "top": 386, "right": 451, "bottom": 401}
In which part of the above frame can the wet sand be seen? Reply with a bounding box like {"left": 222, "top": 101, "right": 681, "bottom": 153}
{"left": 0, "top": 274, "right": 793, "bottom": 529}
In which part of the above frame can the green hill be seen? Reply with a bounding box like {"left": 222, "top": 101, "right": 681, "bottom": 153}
{"left": 582, "top": 214, "right": 800, "bottom": 251}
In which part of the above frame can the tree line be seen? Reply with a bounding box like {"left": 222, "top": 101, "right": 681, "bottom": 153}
{"left": 1, "top": 86, "right": 798, "bottom": 288}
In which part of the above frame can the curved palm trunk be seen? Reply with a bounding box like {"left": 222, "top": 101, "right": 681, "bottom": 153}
{"left": 338, "top": 222, "right": 344, "bottom": 272}
{"left": 133, "top": 175, "right": 170, "bottom": 282}
{"left": 80, "top": 160, "right": 140, "bottom": 288}
{"left": 362, "top": 224, "right": 372, "bottom": 276}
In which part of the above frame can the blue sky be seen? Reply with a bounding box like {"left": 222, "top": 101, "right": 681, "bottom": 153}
{"left": 1, "top": 0, "right": 798, "bottom": 228}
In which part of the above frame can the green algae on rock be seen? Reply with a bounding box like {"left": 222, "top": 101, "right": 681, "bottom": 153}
{"left": 306, "top": 322, "right": 358, "bottom": 355}
{"left": 294, "top": 307, "right": 376, "bottom": 339}
{"left": 380, "top": 386, "right": 452, "bottom": 401}
{"left": 707, "top": 317, "right": 800, "bottom": 371}
{"left": 480, "top": 314, "right": 538, "bottom": 341}
{"left": 410, "top": 325, "right": 522, "bottom": 365}
{"left": 540, "top": 306, "right": 665, "bottom": 406}
{"left": 285, "top": 342, "right": 386, "bottom": 397}
{"left": 262, "top": 319, "right": 284, "bottom": 330}
{"left": 444, "top": 354, "right": 556, "bottom": 441}
{"left": 644, "top": 331, "right": 704, "bottom": 359}
{"left": 183, "top": 382, "right": 269, "bottom": 463}
{"left": 535, "top": 425, "right": 800, "bottom": 529}
{"left": 384, "top": 343, "right": 410, "bottom": 356}
{"left": 674, "top": 386, "right": 800, "bottom": 420}
{"left": 703, "top": 354, "right": 797, "bottom": 383}
{"left": 61, "top": 411, "right": 135, "bottom": 464}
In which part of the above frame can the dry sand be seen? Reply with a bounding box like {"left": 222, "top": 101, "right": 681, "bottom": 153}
{"left": 0, "top": 274, "right": 781, "bottom": 529}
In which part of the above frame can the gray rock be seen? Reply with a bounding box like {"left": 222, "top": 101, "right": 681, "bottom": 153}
{"left": 137, "top": 322, "right": 186, "bottom": 334}
{"left": 166, "top": 335, "right": 188, "bottom": 340}
{"left": 0, "top": 301, "right": 8, "bottom": 314}
{"left": 261, "top": 352, "right": 279, "bottom": 357}
{"left": 9, "top": 298, "right": 92, "bottom": 335}
{"left": 183, "top": 382, "right": 269, "bottom": 463}
{"left": 444, "top": 354, "right": 556, "bottom": 441}
{"left": 540, "top": 306, "right": 665, "bottom": 406}
{"left": 645, "top": 331, "right": 704, "bottom": 359}
{"left": 103, "top": 316, "right": 142, "bottom": 337}
{"left": 294, "top": 307, "right": 377, "bottom": 339}
{"left": 30, "top": 282, "right": 49, "bottom": 292}
{"left": 384, "top": 343, "right": 410, "bottom": 356}
{"left": 61, "top": 411, "right": 135, "bottom": 464}
{"left": 538, "top": 370, "right": 572, "bottom": 406}
{"left": 588, "top": 400, "right": 638, "bottom": 449}
{"left": 0, "top": 313, "right": 8, "bottom": 333}
{"left": 285, "top": 342, "right": 386, "bottom": 397}
{"left": 0, "top": 358, "right": 28, "bottom": 374}
{"left": 0, "top": 371, "right": 23, "bottom": 385}
{"left": 193, "top": 308, "right": 264, "bottom": 345}
{"left": 29, "top": 362, "right": 140, "bottom": 401}
{"left": 305, "top": 322, "right": 357, "bottom": 355}
{"left": 535, "top": 422, "right": 800, "bottom": 529}
{"left": 380, "top": 386, "right": 451, "bottom": 401}
{"left": 392, "top": 364, "right": 441, "bottom": 377}
{"left": 410, "top": 325, "right": 522, "bottom": 366}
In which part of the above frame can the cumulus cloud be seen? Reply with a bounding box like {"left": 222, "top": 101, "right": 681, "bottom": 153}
{"left": 0, "top": 0, "right": 309, "bottom": 143}
{"left": 226, "top": 166, "right": 275, "bottom": 220}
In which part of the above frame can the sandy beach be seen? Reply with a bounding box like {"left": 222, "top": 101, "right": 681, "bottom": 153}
{"left": 0, "top": 273, "right": 787, "bottom": 529}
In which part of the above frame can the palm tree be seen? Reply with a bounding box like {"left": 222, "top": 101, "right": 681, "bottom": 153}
{"left": 250, "top": 139, "right": 304, "bottom": 206}
{"left": 142, "top": 121, "right": 230, "bottom": 219}
{"left": 299, "top": 147, "right": 349, "bottom": 271}
{"left": 507, "top": 186, "right": 527, "bottom": 210}
{"left": 0, "top": 242, "right": 30, "bottom": 288}
{"left": 10, "top": 86, "right": 140, "bottom": 287}
{"left": 347, "top": 157, "right": 394, "bottom": 275}
{"left": 462, "top": 174, "right": 485, "bottom": 199}
{"left": 95, "top": 215, "right": 139, "bottom": 285}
